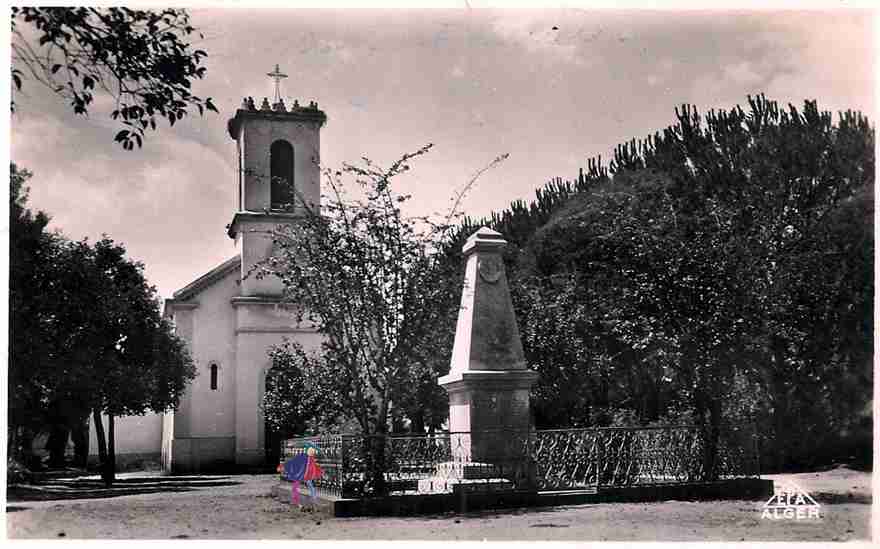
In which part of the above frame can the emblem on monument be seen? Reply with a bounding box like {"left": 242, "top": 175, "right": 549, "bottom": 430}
{"left": 478, "top": 255, "right": 503, "bottom": 284}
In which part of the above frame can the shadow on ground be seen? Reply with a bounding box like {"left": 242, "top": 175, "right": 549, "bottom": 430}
{"left": 383, "top": 504, "right": 581, "bottom": 523}
{"left": 810, "top": 491, "right": 872, "bottom": 505}
{"left": 7, "top": 475, "right": 242, "bottom": 502}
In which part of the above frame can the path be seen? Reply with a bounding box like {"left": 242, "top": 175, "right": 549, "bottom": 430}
{"left": 6, "top": 467, "right": 871, "bottom": 541}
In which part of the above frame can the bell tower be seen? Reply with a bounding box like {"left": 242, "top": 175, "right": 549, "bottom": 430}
{"left": 222, "top": 68, "right": 328, "bottom": 468}
{"left": 226, "top": 72, "right": 327, "bottom": 296}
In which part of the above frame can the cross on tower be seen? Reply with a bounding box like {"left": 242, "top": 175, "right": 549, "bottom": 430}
{"left": 266, "top": 63, "right": 288, "bottom": 102}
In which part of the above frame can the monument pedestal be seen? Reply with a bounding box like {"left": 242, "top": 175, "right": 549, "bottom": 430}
{"left": 417, "top": 461, "right": 513, "bottom": 494}
{"left": 417, "top": 473, "right": 515, "bottom": 495}
{"left": 438, "top": 370, "right": 538, "bottom": 492}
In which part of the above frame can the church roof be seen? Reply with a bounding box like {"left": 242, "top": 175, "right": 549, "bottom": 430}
{"left": 171, "top": 255, "right": 241, "bottom": 302}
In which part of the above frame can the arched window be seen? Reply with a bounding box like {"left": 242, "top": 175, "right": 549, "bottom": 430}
{"left": 210, "top": 364, "right": 219, "bottom": 391}
{"left": 270, "top": 140, "right": 295, "bottom": 210}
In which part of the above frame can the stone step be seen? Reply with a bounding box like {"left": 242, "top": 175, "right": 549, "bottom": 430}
{"left": 433, "top": 461, "right": 502, "bottom": 480}
{"left": 417, "top": 476, "right": 515, "bottom": 494}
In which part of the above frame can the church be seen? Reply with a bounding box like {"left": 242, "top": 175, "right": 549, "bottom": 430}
{"left": 89, "top": 83, "right": 329, "bottom": 472}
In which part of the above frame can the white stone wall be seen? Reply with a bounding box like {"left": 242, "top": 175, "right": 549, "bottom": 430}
{"left": 185, "top": 270, "right": 238, "bottom": 439}
{"left": 88, "top": 412, "right": 163, "bottom": 465}
{"left": 161, "top": 411, "right": 174, "bottom": 470}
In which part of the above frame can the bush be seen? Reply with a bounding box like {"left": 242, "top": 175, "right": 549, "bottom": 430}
{"left": 6, "top": 457, "right": 33, "bottom": 485}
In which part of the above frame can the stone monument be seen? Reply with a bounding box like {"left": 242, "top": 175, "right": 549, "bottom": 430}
{"left": 419, "top": 227, "right": 539, "bottom": 494}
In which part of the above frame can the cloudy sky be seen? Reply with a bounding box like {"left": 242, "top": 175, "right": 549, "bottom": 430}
{"left": 9, "top": 8, "right": 874, "bottom": 301}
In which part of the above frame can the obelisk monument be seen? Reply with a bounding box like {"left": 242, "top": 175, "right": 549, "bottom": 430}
{"left": 437, "top": 227, "right": 538, "bottom": 487}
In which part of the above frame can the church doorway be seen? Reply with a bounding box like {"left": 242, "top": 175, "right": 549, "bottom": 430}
{"left": 264, "top": 373, "right": 283, "bottom": 468}
{"left": 265, "top": 421, "right": 282, "bottom": 468}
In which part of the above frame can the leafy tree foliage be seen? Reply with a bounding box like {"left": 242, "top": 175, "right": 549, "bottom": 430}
{"left": 11, "top": 7, "right": 217, "bottom": 149}
{"left": 459, "top": 95, "right": 873, "bottom": 472}
{"left": 8, "top": 164, "right": 60, "bottom": 467}
{"left": 8, "top": 165, "right": 196, "bottom": 482}
{"left": 263, "top": 341, "right": 348, "bottom": 439}
{"left": 50, "top": 237, "right": 196, "bottom": 483}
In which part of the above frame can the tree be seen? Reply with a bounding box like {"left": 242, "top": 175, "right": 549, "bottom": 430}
{"left": 259, "top": 146, "right": 504, "bottom": 493}
{"left": 53, "top": 237, "right": 196, "bottom": 484}
{"left": 9, "top": 165, "right": 196, "bottom": 481}
{"left": 8, "top": 163, "right": 60, "bottom": 467}
{"left": 263, "top": 341, "right": 347, "bottom": 440}
{"left": 511, "top": 275, "right": 600, "bottom": 428}
{"left": 11, "top": 7, "right": 217, "bottom": 149}
{"left": 494, "top": 95, "right": 872, "bottom": 473}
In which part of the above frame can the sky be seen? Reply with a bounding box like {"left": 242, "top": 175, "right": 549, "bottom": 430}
{"left": 8, "top": 7, "right": 875, "bottom": 301}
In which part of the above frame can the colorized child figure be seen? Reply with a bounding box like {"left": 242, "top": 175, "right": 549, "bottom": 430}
{"left": 278, "top": 442, "right": 323, "bottom": 508}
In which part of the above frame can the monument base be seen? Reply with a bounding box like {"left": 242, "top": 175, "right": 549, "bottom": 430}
{"left": 417, "top": 476, "right": 515, "bottom": 494}
{"left": 417, "top": 460, "right": 517, "bottom": 494}
{"left": 434, "top": 461, "right": 499, "bottom": 479}
{"left": 440, "top": 370, "right": 539, "bottom": 491}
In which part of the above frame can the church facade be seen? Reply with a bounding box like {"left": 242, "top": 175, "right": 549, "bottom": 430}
{"left": 88, "top": 94, "right": 329, "bottom": 472}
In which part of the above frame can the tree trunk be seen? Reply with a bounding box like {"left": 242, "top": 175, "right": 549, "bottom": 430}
{"left": 770, "top": 340, "right": 790, "bottom": 471}
{"left": 8, "top": 426, "right": 18, "bottom": 463}
{"left": 694, "top": 364, "right": 723, "bottom": 483}
{"left": 21, "top": 426, "right": 38, "bottom": 470}
{"left": 46, "top": 422, "right": 70, "bottom": 468}
{"left": 366, "top": 397, "right": 389, "bottom": 495}
{"left": 92, "top": 409, "right": 107, "bottom": 461}
{"left": 390, "top": 404, "right": 405, "bottom": 434}
{"left": 409, "top": 409, "right": 425, "bottom": 435}
{"left": 92, "top": 409, "right": 107, "bottom": 476}
{"left": 703, "top": 398, "right": 722, "bottom": 482}
{"left": 771, "top": 380, "right": 789, "bottom": 471}
{"left": 71, "top": 414, "right": 89, "bottom": 469}
{"left": 103, "top": 413, "right": 116, "bottom": 487}
{"left": 691, "top": 366, "right": 712, "bottom": 482}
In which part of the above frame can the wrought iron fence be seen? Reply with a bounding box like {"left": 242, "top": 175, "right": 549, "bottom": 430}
{"left": 281, "top": 423, "right": 759, "bottom": 499}
{"left": 533, "top": 423, "right": 758, "bottom": 490}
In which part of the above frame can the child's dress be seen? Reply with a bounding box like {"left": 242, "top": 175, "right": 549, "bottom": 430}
{"left": 281, "top": 450, "right": 323, "bottom": 505}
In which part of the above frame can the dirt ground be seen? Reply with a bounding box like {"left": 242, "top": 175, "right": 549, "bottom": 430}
{"left": 5, "top": 466, "right": 872, "bottom": 541}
